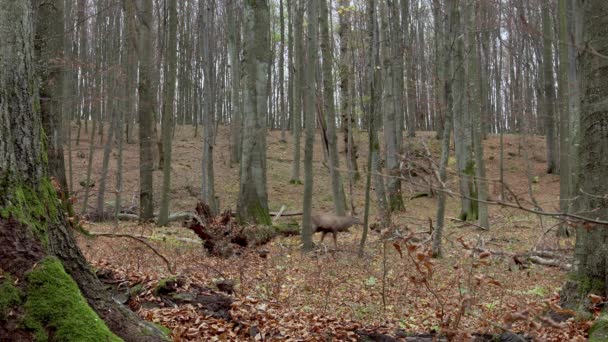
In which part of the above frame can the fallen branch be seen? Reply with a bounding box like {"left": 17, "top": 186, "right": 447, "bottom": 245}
{"left": 448, "top": 216, "right": 489, "bottom": 231}
{"left": 269, "top": 210, "right": 302, "bottom": 217}
{"left": 89, "top": 232, "right": 174, "bottom": 274}
{"left": 114, "top": 212, "right": 203, "bottom": 225}
{"left": 529, "top": 256, "right": 571, "bottom": 270}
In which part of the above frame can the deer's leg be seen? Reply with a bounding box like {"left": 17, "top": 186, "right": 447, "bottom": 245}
{"left": 320, "top": 232, "right": 327, "bottom": 244}
{"left": 332, "top": 232, "right": 337, "bottom": 248}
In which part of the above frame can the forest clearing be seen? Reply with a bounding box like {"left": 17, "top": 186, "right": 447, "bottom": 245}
{"left": 1, "top": 0, "right": 607, "bottom": 341}
{"left": 72, "top": 126, "right": 580, "bottom": 341}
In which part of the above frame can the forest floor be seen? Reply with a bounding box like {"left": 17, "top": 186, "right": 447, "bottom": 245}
{"left": 69, "top": 123, "right": 588, "bottom": 341}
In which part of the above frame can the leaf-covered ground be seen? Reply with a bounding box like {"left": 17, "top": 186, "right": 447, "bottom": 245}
{"left": 71, "top": 125, "right": 590, "bottom": 340}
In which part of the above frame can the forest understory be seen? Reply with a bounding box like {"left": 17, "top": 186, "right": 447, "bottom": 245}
{"left": 72, "top": 125, "right": 587, "bottom": 341}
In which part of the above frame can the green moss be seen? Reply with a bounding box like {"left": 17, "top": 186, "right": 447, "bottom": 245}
{"left": 155, "top": 276, "right": 178, "bottom": 295}
{"left": 273, "top": 221, "right": 301, "bottom": 236}
{"left": 129, "top": 284, "right": 144, "bottom": 298}
{"left": 152, "top": 323, "right": 171, "bottom": 337}
{"left": 289, "top": 179, "right": 303, "bottom": 185}
{"left": 569, "top": 273, "right": 605, "bottom": 297}
{"left": 243, "top": 225, "right": 276, "bottom": 245}
{"left": 590, "top": 313, "right": 608, "bottom": 341}
{"left": 245, "top": 201, "right": 272, "bottom": 226}
{"left": 1, "top": 179, "right": 60, "bottom": 247}
{"left": 0, "top": 276, "right": 22, "bottom": 319}
{"left": 23, "top": 257, "right": 122, "bottom": 342}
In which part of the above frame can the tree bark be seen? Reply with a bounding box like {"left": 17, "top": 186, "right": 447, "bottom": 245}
{"left": 237, "top": 0, "right": 271, "bottom": 224}
{"left": 138, "top": 0, "right": 156, "bottom": 221}
{"left": 338, "top": 0, "right": 360, "bottom": 181}
{"left": 320, "top": 0, "right": 347, "bottom": 216}
{"left": 290, "top": 0, "right": 304, "bottom": 184}
{"left": 201, "top": 0, "right": 218, "bottom": 215}
{"left": 158, "top": 0, "right": 178, "bottom": 226}
{"left": 563, "top": 4, "right": 608, "bottom": 341}
{"left": 301, "top": 0, "right": 319, "bottom": 251}
{"left": 541, "top": 3, "right": 557, "bottom": 174}
{"left": 432, "top": 0, "right": 457, "bottom": 258}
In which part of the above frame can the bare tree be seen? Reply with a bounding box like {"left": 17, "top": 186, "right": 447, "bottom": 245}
{"left": 237, "top": 0, "right": 271, "bottom": 224}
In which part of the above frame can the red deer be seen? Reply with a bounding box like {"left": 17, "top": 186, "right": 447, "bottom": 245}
{"left": 311, "top": 213, "right": 362, "bottom": 247}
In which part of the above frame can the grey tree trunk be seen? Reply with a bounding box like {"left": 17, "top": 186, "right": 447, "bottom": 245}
{"left": 469, "top": 2, "right": 489, "bottom": 230}
{"left": 381, "top": 1, "right": 404, "bottom": 213}
{"left": 228, "top": 0, "right": 242, "bottom": 166}
{"left": 452, "top": 0, "right": 475, "bottom": 222}
{"left": 557, "top": 0, "right": 570, "bottom": 237}
{"left": 432, "top": 0, "right": 445, "bottom": 140}
{"left": 432, "top": 0, "right": 457, "bottom": 258}
{"left": 201, "top": 0, "right": 218, "bottom": 215}
{"left": 138, "top": 0, "right": 156, "bottom": 221}
{"left": 301, "top": 0, "right": 319, "bottom": 251}
{"left": 290, "top": 0, "right": 304, "bottom": 184}
{"left": 359, "top": 0, "right": 379, "bottom": 256}
{"left": 0, "top": 1, "right": 168, "bottom": 340}
{"left": 541, "top": 3, "right": 557, "bottom": 174}
{"left": 35, "top": 0, "right": 68, "bottom": 195}
{"left": 402, "top": 0, "right": 417, "bottom": 138}
{"left": 338, "top": 0, "right": 360, "bottom": 181}
{"left": 123, "top": 0, "right": 136, "bottom": 145}
{"left": 237, "top": 0, "right": 271, "bottom": 224}
{"left": 75, "top": 0, "right": 87, "bottom": 146}
{"left": 158, "top": 0, "right": 178, "bottom": 226}
{"left": 320, "top": 0, "right": 346, "bottom": 216}
{"left": 369, "top": 0, "right": 389, "bottom": 229}
{"left": 279, "top": 0, "right": 287, "bottom": 143}
{"left": 563, "top": 4, "right": 608, "bottom": 340}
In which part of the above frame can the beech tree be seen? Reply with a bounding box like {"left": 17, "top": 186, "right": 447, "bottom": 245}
{"left": 562, "top": 2, "right": 608, "bottom": 340}
{"left": 237, "top": 0, "right": 271, "bottom": 224}
{"left": 137, "top": 0, "right": 156, "bottom": 221}
{"left": 0, "top": 1, "right": 167, "bottom": 340}
{"left": 301, "top": 0, "right": 319, "bottom": 251}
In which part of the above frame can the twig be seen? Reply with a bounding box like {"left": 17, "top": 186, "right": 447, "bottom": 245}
{"left": 89, "top": 232, "right": 174, "bottom": 274}
{"left": 467, "top": 311, "right": 527, "bottom": 342}
{"left": 447, "top": 216, "right": 489, "bottom": 231}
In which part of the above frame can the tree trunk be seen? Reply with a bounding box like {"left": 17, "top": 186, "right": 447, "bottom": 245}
{"left": 228, "top": 1, "right": 242, "bottom": 166}
{"left": 237, "top": 0, "right": 271, "bottom": 224}
{"left": 382, "top": 0, "right": 404, "bottom": 212}
{"left": 453, "top": 0, "right": 475, "bottom": 222}
{"left": 202, "top": 0, "right": 218, "bottom": 215}
{"left": 338, "top": 0, "right": 360, "bottom": 181}
{"left": 369, "top": 0, "right": 389, "bottom": 229}
{"left": 301, "top": 0, "right": 319, "bottom": 251}
{"left": 562, "top": 3, "right": 608, "bottom": 340}
{"left": 138, "top": 0, "right": 156, "bottom": 221}
{"left": 320, "top": 0, "right": 346, "bottom": 216}
{"left": 290, "top": 0, "right": 304, "bottom": 184}
{"left": 469, "top": 1, "right": 489, "bottom": 230}
{"left": 541, "top": 3, "right": 557, "bottom": 174}
{"left": 432, "top": 0, "right": 457, "bottom": 258}
{"left": 35, "top": 0, "right": 68, "bottom": 196}
{"left": 158, "top": 0, "right": 178, "bottom": 226}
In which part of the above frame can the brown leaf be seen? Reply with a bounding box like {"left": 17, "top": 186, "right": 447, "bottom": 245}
{"left": 393, "top": 243, "right": 403, "bottom": 258}
{"left": 589, "top": 294, "right": 603, "bottom": 304}
{"left": 478, "top": 251, "right": 491, "bottom": 259}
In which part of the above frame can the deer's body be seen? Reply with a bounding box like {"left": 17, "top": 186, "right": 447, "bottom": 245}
{"left": 311, "top": 213, "right": 362, "bottom": 247}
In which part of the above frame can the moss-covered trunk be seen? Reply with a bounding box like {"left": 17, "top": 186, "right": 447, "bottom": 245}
{"left": 0, "top": 1, "right": 167, "bottom": 341}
